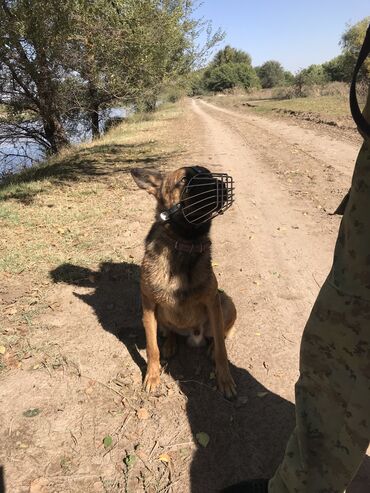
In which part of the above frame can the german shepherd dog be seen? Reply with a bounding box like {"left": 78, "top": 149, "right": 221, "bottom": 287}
{"left": 131, "top": 166, "right": 237, "bottom": 398}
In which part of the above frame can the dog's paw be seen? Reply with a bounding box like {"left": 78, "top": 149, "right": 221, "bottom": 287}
{"left": 143, "top": 371, "right": 161, "bottom": 393}
{"left": 161, "top": 335, "right": 177, "bottom": 359}
{"left": 217, "top": 368, "right": 237, "bottom": 399}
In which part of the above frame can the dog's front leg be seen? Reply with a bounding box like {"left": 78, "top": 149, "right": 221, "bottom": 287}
{"left": 142, "top": 294, "right": 161, "bottom": 392}
{"left": 207, "top": 292, "right": 236, "bottom": 399}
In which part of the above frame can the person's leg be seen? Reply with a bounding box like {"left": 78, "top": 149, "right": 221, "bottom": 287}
{"left": 269, "top": 282, "right": 370, "bottom": 492}
{"left": 269, "top": 100, "right": 370, "bottom": 492}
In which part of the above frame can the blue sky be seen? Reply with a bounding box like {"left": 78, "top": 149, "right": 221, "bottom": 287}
{"left": 196, "top": 1, "right": 369, "bottom": 73}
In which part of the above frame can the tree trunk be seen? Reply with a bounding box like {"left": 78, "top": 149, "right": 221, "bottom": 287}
{"left": 90, "top": 105, "right": 100, "bottom": 139}
{"left": 43, "top": 116, "right": 70, "bottom": 154}
{"left": 36, "top": 50, "right": 70, "bottom": 154}
{"left": 88, "top": 80, "right": 100, "bottom": 139}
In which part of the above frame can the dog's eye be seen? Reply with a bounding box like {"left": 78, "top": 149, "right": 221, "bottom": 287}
{"left": 176, "top": 177, "right": 187, "bottom": 187}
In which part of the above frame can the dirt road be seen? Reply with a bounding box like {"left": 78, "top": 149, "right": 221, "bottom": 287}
{"left": 1, "top": 99, "right": 369, "bottom": 493}
{"left": 184, "top": 98, "right": 369, "bottom": 491}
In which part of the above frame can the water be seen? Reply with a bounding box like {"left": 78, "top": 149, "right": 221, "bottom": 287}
{"left": 0, "top": 107, "right": 127, "bottom": 177}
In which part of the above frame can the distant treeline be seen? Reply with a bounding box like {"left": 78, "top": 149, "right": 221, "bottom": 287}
{"left": 190, "top": 17, "right": 370, "bottom": 96}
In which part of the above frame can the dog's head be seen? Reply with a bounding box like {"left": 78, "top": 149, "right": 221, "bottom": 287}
{"left": 130, "top": 166, "right": 233, "bottom": 233}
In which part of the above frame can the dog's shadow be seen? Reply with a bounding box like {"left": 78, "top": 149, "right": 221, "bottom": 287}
{"left": 49, "top": 262, "right": 368, "bottom": 492}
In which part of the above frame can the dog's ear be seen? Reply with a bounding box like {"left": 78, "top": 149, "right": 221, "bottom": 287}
{"left": 130, "top": 168, "right": 163, "bottom": 196}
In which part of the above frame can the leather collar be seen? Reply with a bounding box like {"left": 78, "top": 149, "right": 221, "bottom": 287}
{"left": 166, "top": 235, "right": 211, "bottom": 254}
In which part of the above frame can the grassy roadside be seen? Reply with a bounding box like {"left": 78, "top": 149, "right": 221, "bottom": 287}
{"left": 0, "top": 104, "right": 180, "bottom": 277}
{"left": 203, "top": 93, "right": 357, "bottom": 127}
{"left": 0, "top": 103, "right": 181, "bottom": 373}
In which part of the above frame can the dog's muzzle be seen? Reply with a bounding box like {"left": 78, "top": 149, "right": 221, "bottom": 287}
{"left": 160, "top": 167, "right": 235, "bottom": 226}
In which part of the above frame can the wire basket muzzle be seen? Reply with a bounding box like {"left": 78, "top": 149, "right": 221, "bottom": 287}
{"left": 180, "top": 172, "right": 234, "bottom": 225}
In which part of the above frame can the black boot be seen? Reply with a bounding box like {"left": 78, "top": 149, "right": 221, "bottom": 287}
{"left": 221, "top": 479, "right": 269, "bottom": 493}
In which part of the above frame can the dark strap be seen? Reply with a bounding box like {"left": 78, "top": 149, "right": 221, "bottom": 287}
{"left": 334, "top": 23, "right": 370, "bottom": 215}
{"left": 349, "top": 23, "right": 370, "bottom": 137}
{"left": 166, "top": 235, "right": 211, "bottom": 254}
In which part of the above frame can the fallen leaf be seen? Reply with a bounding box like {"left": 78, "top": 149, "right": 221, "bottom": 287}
{"left": 158, "top": 453, "right": 171, "bottom": 463}
{"left": 123, "top": 454, "right": 136, "bottom": 468}
{"left": 0, "top": 345, "right": 6, "bottom": 355}
{"left": 103, "top": 435, "right": 113, "bottom": 449}
{"left": 257, "top": 392, "right": 268, "bottom": 399}
{"left": 212, "top": 262, "right": 219, "bottom": 267}
{"left": 196, "top": 432, "right": 210, "bottom": 448}
{"left": 209, "top": 371, "right": 215, "bottom": 380}
{"left": 137, "top": 408, "right": 149, "bottom": 420}
{"left": 23, "top": 408, "right": 41, "bottom": 418}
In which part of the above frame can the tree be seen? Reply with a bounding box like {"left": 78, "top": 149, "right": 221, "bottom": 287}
{"left": 211, "top": 45, "right": 252, "bottom": 67}
{"left": 256, "top": 60, "right": 286, "bottom": 88}
{"left": 0, "top": 0, "right": 223, "bottom": 162}
{"left": 0, "top": 0, "right": 75, "bottom": 154}
{"left": 284, "top": 70, "right": 295, "bottom": 85}
{"left": 201, "top": 45, "right": 259, "bottom": 93}
{"left": 203, "top": 62, "right": 259, "bottom": 92}
{"left": 340, "top": 17, "right": 370, "bottom": 81}
{"left": 322, "top": 53, "right": 354, "bottom": 82}
{"left": 294, "top": 64, "right": 328, "bottom": 95}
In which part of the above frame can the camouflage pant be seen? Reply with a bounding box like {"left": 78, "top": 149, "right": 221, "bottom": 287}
{"left": 269, "top": 122, "right": 370, "bottom": 490}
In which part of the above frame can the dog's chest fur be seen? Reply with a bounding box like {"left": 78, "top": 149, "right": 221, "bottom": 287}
{"left": 141, "top": 224, "right": 212, "bottom": 309}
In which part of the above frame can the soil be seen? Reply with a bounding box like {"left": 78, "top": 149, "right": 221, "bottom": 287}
{"left": 1, "top": 98, "right": 369, "bottom": 493}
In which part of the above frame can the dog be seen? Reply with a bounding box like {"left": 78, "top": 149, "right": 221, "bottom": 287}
{"left": 131, "top": 165, "right": 237, "bottom": 398}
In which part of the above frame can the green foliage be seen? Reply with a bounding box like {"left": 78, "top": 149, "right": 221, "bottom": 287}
{"left": 284, "top": 70, "right": 295, "bottom": 85}
{"left": 211, "top": 45, "right": 252, "bottom": 67}
{"left": 294, "top": 64, "right": 329, "bottom": 95}
{"left": 199, "top": 45, "right": 259, "bottom": 93}
{"left": 322, "top": 53, "right": 354, "bottom": 82}
{"left": 203, "top": 62, "right": 259, "bottom": 92}
{"left": 322, "top": 17, "right": 370, "bottom": 84}
{"left": 256, "top": 60, "right": 286, "bottom": 88}
{"left": 340, "top": 17, "right": 370, "bottom": 81}
{"left": 0, "top": 0, "right": 223, "bottom": 156}
{"left": 188, "top": 70, "right": 207, "bottom": 96}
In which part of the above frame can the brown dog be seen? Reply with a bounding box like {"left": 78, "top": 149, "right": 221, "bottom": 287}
{"left": 131, "top": 166, "right": 237, "bottom": 398}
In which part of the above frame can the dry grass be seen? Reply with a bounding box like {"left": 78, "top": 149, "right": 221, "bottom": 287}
{"left": 203, "top": 81, "right": 370, "bottom": 126}
{"left": 250, "top": 95, "right": 351, "bottom": 118}
{"left": 204, "top": 92, "right": 353, "bottom": 119}
{"left": 0, "top": 104, "right": 180, "bottom": 277}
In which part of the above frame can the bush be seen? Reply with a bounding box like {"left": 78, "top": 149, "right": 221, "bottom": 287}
{"left": 164, "top": 87, "right": 185, "bottom": 103}
{"left": 272, "top": 86, "right": 298, "bottom": 99}
{"left": 188, "top": 70, "right": 207, "bottom": 96}
{"left": 256, "top": 60, "right": 286, "bottom": 88}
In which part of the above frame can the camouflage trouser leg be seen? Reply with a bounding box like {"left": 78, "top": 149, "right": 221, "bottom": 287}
{"left": 269, "top": 136, "right": 370, "bottom": 492}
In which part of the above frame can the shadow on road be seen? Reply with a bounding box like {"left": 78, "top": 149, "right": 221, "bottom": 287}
{"left": 50, "top": 261, "right": 369, "bottom": 492}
